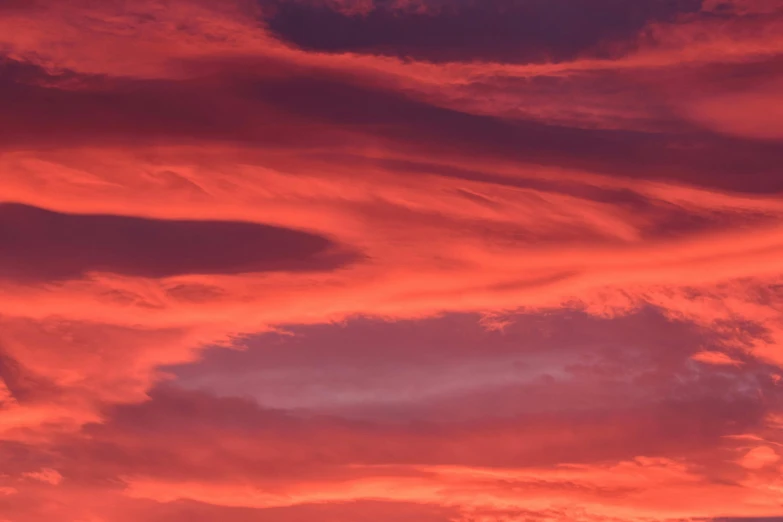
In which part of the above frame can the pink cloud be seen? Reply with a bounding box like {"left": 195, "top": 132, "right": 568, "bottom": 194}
{"left": 21, "top": 468, "right": 62, "bottom": 485}
{"left": 1, "top": 0, "right": 782, "bottom": 520}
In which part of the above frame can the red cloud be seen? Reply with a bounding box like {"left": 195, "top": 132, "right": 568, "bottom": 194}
{"left": 1, "top": 0, "right": 782, "bottom": 520}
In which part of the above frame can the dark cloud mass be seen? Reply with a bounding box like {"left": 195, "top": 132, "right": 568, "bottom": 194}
{"left": 163, "top": 309, "right": 781, "bottom": 471}
{"left": 0, "top": 203, "right": 356, "bottom": 281}
{"left": 246, "top": 73, "right": 783, "bottom": 193}
{"left": 261, "top": 0, "right": 703, "bottom": 63}
{"left": 4, "top": 55, "right": 783, "bottom": 194}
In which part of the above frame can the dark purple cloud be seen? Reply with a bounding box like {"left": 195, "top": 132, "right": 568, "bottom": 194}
{"left": 0, "top": 57, "right": 266, "bottom": 148}
{"left": 0, "top": 203, "right": 357, "bottom": 282}
{"left": 61, "top": 381, "right": 766, "bottom": 476}
{"left": 261, "top": 0, "right": 703, "bottom": 63}
{"left": 243, "top": 72, "right": 783, "bottom": 193}
{"left": 0, "top": 56, "right": 356, "bottom": 151}
{"left": 3, "top": 55, "right": 783, "bottom": 194}
{"left": 162, "top": 310, "right": 781, "bottom": 467}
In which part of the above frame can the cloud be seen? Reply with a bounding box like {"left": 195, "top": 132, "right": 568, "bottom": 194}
{"left": 679, "top": 77, "right": 783, "bottom": 141}
{"left": 260, "top": 0, "right": 703, "bottom": 64}
{"left": 692, "top": 351, "right": 744, "bottom": 366}
{"left": 21, "top": 468, "right": 62, "bottom": 485}
{"left": 738, "top": 447, "right": 780, "bottom": 470}
{"left": 0, "top": 0, "right": 782, "bottom": 520}
{"left": 0, "top": 203, "right": 356, "bottom": 282}
{"left": 3, "top": 53, "right": 783, "bottom": 197}
{"left": 0, "top": 57, "right": 288, "bottom": 149}
{"left": 3, "top": 373, "right": 770, "bottom": 520}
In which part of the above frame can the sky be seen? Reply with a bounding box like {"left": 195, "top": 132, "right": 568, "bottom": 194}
{"left": 0, "top": 0, "right": 783, "bottom": 520}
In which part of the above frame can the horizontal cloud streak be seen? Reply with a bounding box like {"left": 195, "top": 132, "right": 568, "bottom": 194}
{"left": 261, "top": 0, "right": 703, "bottom": 63}
{"left": 0, "top": 203, "right": 356, "bottom": 281}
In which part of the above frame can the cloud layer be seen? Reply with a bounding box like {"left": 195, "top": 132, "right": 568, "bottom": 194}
{"left": 1, "top": 0, "right": 782, "bottom": 521}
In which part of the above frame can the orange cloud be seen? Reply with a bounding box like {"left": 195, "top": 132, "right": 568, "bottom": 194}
{"left": 692, "top": 351, "right": 744, "bottom": 366}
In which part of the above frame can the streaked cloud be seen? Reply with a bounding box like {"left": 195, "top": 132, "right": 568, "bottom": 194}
{"left": 1, "top": 0, "right": 782, "bottom": 520}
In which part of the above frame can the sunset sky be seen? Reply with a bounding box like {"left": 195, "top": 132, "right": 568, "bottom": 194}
{"left": 1, "top": 0, "right": 783, "bottom": 521}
